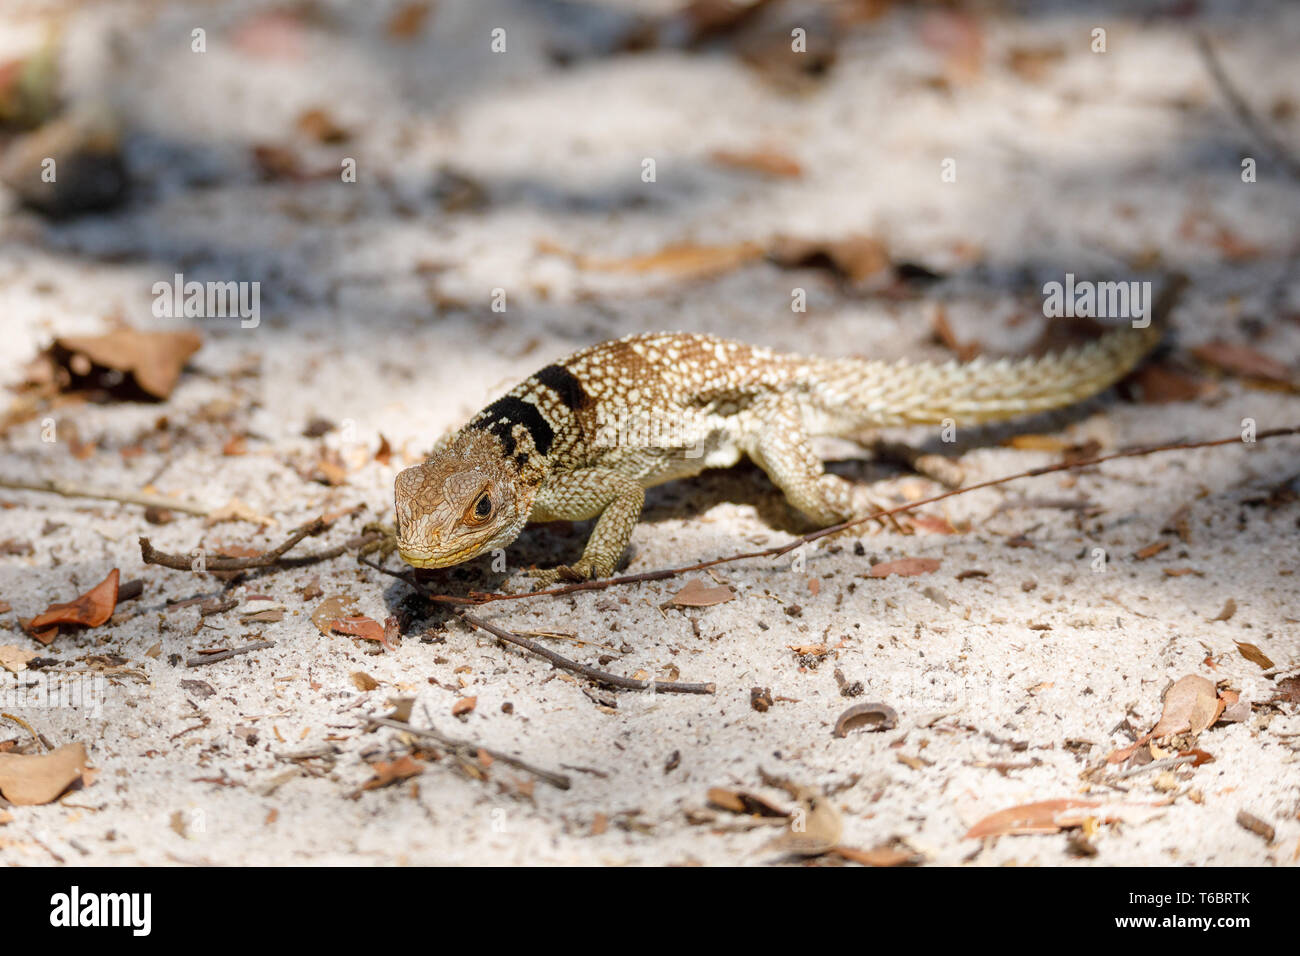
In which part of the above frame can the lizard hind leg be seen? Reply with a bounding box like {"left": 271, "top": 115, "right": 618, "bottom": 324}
{"left": 747, "top": 400, "right": 898, "bottom": 533}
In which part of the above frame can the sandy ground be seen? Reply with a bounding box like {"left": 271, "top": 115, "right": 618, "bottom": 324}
{"left": 0, "top": 0, "right": 1298, "bottom": 866}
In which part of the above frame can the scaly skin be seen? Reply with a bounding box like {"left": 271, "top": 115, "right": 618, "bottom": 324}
{"left": 393, "top": 301, "right": 1172, "bottom": 585}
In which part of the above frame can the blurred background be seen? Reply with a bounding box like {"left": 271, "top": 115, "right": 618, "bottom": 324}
{"left": 0, "top": 0, "right": 1297, "bottom": 497}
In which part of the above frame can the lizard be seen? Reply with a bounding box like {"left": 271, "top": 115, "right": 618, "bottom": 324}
{"left": 392, "top": 283, "right": 1179, "bottom": 586}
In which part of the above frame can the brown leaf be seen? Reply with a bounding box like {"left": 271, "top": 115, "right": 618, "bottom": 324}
{"left": 577, "top": 241, "right": 764, "bottom": 280}
{"left": 1192, "top": 341, "right": 1292, "bottom": 384}
{"left": 296, "top": 107, "right": 349, "bottom": 144}
{"left": 25, "top": 568, "right": 120, "bottom": 644}
{"left": 869, "top": 557, "right": 940, "bottom": 578}
{"left": 1236, "top": 810, "right": 1275, "bottom": 842}
{"left": 387, "top": 1, "right": 433, "bottom": 39}
{"left": 1005, "top": 44, "right": 1065, "bottom": 82}
{"left": 362, "top": 754, "right": 424, "bottom": 791}
{"left": 668, "top": 578, "right": 736, "bottom": 607}
{"left": 0, "top": 644, "right": 38, "bottom": 674}
{"left": 1235, "top": 641, "right": 1275, "bottom": 670}
{"left": 350, "top": 671, "right": 379, "bottom": 692}
{"left": 0, "top": 742, "right": 89, "bottom": 805}
{"left": 1128, "top": 362, "right": 1214, "bottom": 404}
{"left": 832, "top": 842, "right": 921, "bottom": 867}
{"left": 1211, "top": 598, "right": 1237, "bottom": 622}
{"left": 769, "top": 792, "right": 843, "bottom": 857}
{"left": 51, "top": 328, "right": 202, "bottom": 399}
{"left": 1150, "top": 675, "right": 1220, "bottom": 738}
{"left": 331, "top": 615, "right": 385, "bottom": 643}
{"left": 451, "top": 696, "right": 477, "bottom": 717}
{"left": 706, "top": 787, "right": 788, "bottom": 817}
{"left": 965, "top": 798, "right": 1168, "bottom": 838}
{"left": 709, "top": 147, "right": 802, "bottom": 178}
{"left": 768, "top": 234, "right": 891, "bottom": 284}
{"left": 374, "top": 433, "right": 393, "bottom": 466}
{"left": 311, "top": 594, "right": 357, "bottom": 635}
{"left": 1270, "top": 676, "right": 1300, "bottom": 706}
{"left": 833, "top": 702, "right": 898, "bottom": 737}
{"left": 1133, "top": 540, "right": 1170, "bottom": 560}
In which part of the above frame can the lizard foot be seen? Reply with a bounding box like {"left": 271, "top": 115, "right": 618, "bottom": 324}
{"left": 356, "top": 521, "right": 400, "bottom": 562}
{"left": 524, "top": 559, "right": 596, "bottom": 589}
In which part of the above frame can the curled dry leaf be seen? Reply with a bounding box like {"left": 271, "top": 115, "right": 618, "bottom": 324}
{"left": 869, "top": 557, "right": 941, "bottom": 578}
{"left": 50, "top": 328, "right": 202, "bottom": 400}
{"left": 1211, "top": 598, "right": 1237, "bottom": 622}
{"left": 451, "top": 696, "right": 477, "bottom": 717}
{"left": 833, "top": 702, "right": 898, "bottom": 737}
{"left": 668, "top": 578, "right": 736, "bottom": 607}
{"left": 25, "top": 568, "right": 120, "bottom": 645}
{"left": 1234, "top": 641, "right": 1274, "bottom": 670}
{"left": 350, "top": 671, "right": 379, "bottom": 692}
{"left": 0, "top": 742, "right": 89, "bottom": 805}
{"left": 706, "top": 787, "right": 788, "bottom": 817}
{"left": 767, "top": 234, "right": 891, "bottom": 284}
{"left": 964, "top": 798, "right": 1169, "bottom": 839}
{"left": 832, "top": 841, "right": 922, "bottom": 867}
{"left": 361, "top": 755, "right": 424, "bottom": 791}
{"left": 769, "top": 792, "right": 843, "bottom": 857}
{"left": 1150, "top": 675, "right": 1221, "bottom": 738}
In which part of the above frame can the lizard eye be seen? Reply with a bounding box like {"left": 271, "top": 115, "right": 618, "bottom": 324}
{"left": 465, "top": 492, "right": 493, "bottom": 525}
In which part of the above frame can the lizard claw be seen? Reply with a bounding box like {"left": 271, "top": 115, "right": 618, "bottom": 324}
{"left": 524, "top": 560, "right": 594, "bottom": 588}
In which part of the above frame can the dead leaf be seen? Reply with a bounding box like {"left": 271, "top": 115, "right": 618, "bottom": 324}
{"left": 387, "top": 1, "right": 433, "bottom": 39}
{"left": 833, "top": 702, "right": 898, "bottom": 737}
{"left": 1270, "top": 676, "right": 1300, "bottom": 706}
{"left": 25, "top": 568, "right": 120, "bottom": 644}
{"left": 50, "top": 329, "right": 201, "bottom": 400}
{"left": 768, "top": 234, "right": 891, "bottom": 284}
{"left": 965, "top": 798, "right": 1168, "bottom": 838}
{"left": 1134, "top": 540, "right": 1170, "bottom": 560}
{"left": 832, "top": 842, "right": 921, "bottom": 867}
{"left": 706, "top": 787, "right": 788, "bottom": 817}
{"left": 667, "top": 578, "right": 736, "bottom": 607}
{"left": 0, "top": 742, "right": 89, "bottom": 805}
{"left": 769, "top": 792, "right": 843, "bottom": 857}
{"left": 1192, "top": 341, "right": 1292, "bottom": 384}
{"left": 869, "top": 557, "right": 940, "bottom": 578}
{"left": 1006, "top": 434, "right": 1068, "bottom": 452}
{"left": 350, "top": 671, "right": 379, "bottom": 692}
{"left": 0, "top": 644, "right": 38, "bottom": 674}
{"left": 451, "top": 696, "right": 477, "bottom": 717}
{"left": 1211, "top": 598, "right": 1237, "bottom": 622}
{"left": 710, "top": 147, "right": 802, "bottom": 178}
{"left": 361, "top": 755, "right": 424, "bottom": 791}
{"left": 1150, "top": 675, "right": 1220, "bottom": 738}
{"left": 311, "top": 595, "right": 357, "bottom": 635}
{"left": 296, "top": 107, "right": 349, "bottom": 144}
{"left": 331, "top": 616, "right": 385, "bottom": 643}
{"left": 577, "top": 241, "right": 764, "bottom": 280}
{"left": 1005, "top": 43, "right": 1065, "bottom": 82}
{"left": 1235, "top": 641, "right": 1274, "bottom": 670}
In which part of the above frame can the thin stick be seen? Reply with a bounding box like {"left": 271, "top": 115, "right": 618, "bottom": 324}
{"left": 460, "top": 612, "right": 715, "bottom": 695}
{"left": 185, "top": 640, "right": 275, "bottom": 667}
{"left": 141, "top": 519, "right": 331, "bottom": 571}
{"left": 1196, "top": 32, "right": 1300, "bottom": 180}
{"left": 365, "top": 715, "right": 571, "bottom": 790}
{"left": 0, "top": 477, "right": 209, "bottom": 516}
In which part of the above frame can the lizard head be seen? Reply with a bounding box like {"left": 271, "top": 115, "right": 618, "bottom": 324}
{"left": 393, "top": 429, "right": 539, "bottom": 569}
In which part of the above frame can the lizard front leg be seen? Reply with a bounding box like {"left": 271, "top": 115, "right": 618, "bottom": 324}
{"left": 525, "top": 468, "right": 645, "bottom": 585}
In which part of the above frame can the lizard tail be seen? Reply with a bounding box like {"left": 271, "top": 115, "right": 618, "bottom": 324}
{"left": 815, "top": 275, "right": 1184, "bottom": 429}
